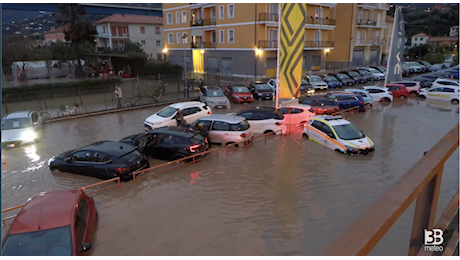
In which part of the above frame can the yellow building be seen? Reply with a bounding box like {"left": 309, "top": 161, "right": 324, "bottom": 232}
{"left": 382, "top": 15, "right": 394, "bottom": 63}
{"left": 162, "top": 3, "right": 336, "bottom": 78}
{"left": 326, "top": 3, "right": 389, "bottom": 68}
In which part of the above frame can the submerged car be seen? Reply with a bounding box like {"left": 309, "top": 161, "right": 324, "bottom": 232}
{"left": 249, "top": 83, "right": 275, "bottom": 100}
{"left": 199, "top": 86, "right": 231, "bottom": 109}
{"left": 321, "top": 75, "right": 343, "bottom": 88}
{"left": 1, "top": 110, "right": 44, "bottom": 148}
{"left": 299, "top": 97, "right": 339, "bottom": 115}
{"left": 343, "top": 89, "right": 373, "bottom": 104}
{"left": 224, "top": 85, "right": 255, "bottom": 103}
{"left": 231, "top": 107, "right": 287, "bottom": 135}
{"left": 299, "top": 79, "right": 316, "bottom": 95}
{"left": 302, "top": 115, "right": 375, "bottom": 155}
{"left": 419, "top": 86, "right": 460, "bottom": 104}
{"left": 332, "top": 73, "right": 355, "bottom": 86}
{"left": 144, "top": 102, "right": 211, "bottom": 131}
{"left": 278, "top": 104, "right": 316, "bottom": 125}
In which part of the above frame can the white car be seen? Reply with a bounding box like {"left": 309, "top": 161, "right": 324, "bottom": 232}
{"left": 362, "top": 86, "right": 394, "bottom": 102}
{"left": 230, "top": 107, "right": 287, "bottom": 135}
{"left": 418, "top": 86, "right": 459, "bottom": 104}
{"left": 278, "top": 104, "right": 316, "bottom": 125}
{"left": 144, "top": 101, "right": 211, "bottom": 131}
{"left": 357, "top": 67, "right": 385, "bottom": 80}
{"left": 2, "top": 110, "right": 44, "bottom": 148}
{"left": 432, "top": 78, "right": 459, "bottom": 88}
{"left": 199, "top": 86, "right": 231, "bottom": 109}
{"left": 302, "top": 115, "right": 375, "bottom": 155}
{"left": 343, "top": 89, "right": 373, "bottom": 104}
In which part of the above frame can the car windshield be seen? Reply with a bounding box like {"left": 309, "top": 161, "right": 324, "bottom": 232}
{"left": 337, "top": 74, "right": 349, "bottom": 79}
{"left": 359, "top": 70, "right": 370, "bottom": 75}
{"left": 432, "top": 64, "right": 442, "bottom": 68}
{"left": 120, "top": 149, "right": 143, "bottom": 163}
{"left": 254, "top": 84, "right": 272, "bottom": 90}
{"left": 369, "top": 68, "right": 380, "bottom": 74}
{"left": 325, "top": 76, "right": 338, "bottom": 81}
{"left": 207, "top": 89, "right": 225, "bottom": 97}
{"left": 229, "top": 120, "right": 250, "bottom": 131}
{"left": 333, "top": 124, "right": 365, "bottom": 141}
{"left": 312, "top": 100, "right": 337, "bottom": 106}
{"left": 309, "top": 76, "right": 323, "bottom": 82}
{"left": 1, "top": 118, "right": 32, "bottom": 130}
{"left": 348, "top": 72, "right": 359, "bottom": 76}
{"left": 232, "top": 86, "right": 250, "bottom": 93}
{"left": 2, "top": 225, "right": 72, "bottom": 256}
{"left": 301, "top": 79, "right": 309, "bottom": 84}
{"left": 157, "top": 106, "right": 177, "bottom": 118}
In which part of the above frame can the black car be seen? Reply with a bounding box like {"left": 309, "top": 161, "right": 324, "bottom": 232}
{"left": 299, "top": 78, "right": 315, "bottom": 95}
{"left": 410, "top": 77, "right": 433, "bottom": 88}
{"left": 48, "top": 141, "right": 149, "bottom": 181}
{"left": 119, "top": 126, "right": 209, "bottom": 161}
{"left": 353, "top": 69, "right": 374, "bottom": 82}
{"left": 369, "top": 65, "right": 387, "bottom": 74}
{"left": 332, "top": 73, "right": 355, "bottom": 86}
{"left": 341, "top": 71, "right": 366, "bottom": 84}
{"left": 249, "top": 83, "right": 275, "bottom": 100}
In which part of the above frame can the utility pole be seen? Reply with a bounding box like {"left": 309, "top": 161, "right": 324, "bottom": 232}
{"left": 183, "top": 33, "right": 188, "bottom": 95}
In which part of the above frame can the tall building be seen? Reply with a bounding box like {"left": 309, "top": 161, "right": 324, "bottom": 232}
{"left": 326, "top": 3, "right": 389, "bottom": 67}
{"left": 381, "top": 15, "right": 393, "bottom": 63}
{"left": 162, "top": 3, "right": 336, "bottom": 79}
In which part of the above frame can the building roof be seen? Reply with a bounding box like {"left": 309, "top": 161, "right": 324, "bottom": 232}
{"left": 412, "top": 33, "right": 429, "bottom": 38}
{"left": 385, "top": 15, "right": 394, "bottom": 22}
{"left": 95, "top": 14, "right": 163, "bottom": 25}
{"left": 427, "top": 36, "right": 459, "bottom": 42}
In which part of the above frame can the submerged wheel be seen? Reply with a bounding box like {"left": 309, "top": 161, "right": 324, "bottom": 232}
{"left": 302, "top": 133, "right": 309, "bottom": 139}
{"left": 452, "top": 99, "right": 459, "bottom": 104}
{"left": 41, "top": 112, "right": 50, "bottom": 120}
{"left": 264, "top": 130, "right": 276, "bottom": 135}
{"left": 399, "top": 95, "right": 406, "bottom": 99}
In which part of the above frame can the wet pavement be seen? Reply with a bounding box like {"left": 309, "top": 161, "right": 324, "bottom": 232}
{"left": 1, "top": 92, "right": 459, "bottom": 255}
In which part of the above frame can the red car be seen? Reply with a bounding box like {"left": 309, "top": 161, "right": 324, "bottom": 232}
{"left": 2, "top": 189, "right": 98, "bottom": 256}
{"left": 299, "top": 98, "right": 339, "bottom": 115}
{"left": 386, "top": 84, "right": 409, "bottom": 99}
{"left": 224, "top": 85, "right": 254, "bottom": 103}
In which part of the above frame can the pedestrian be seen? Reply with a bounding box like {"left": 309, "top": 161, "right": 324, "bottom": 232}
{"left": 114, "top": 85, "right": 122, "bottom": 108}
{"left": 175, "top": 109, "right": 185, "bottom": 126}
{"left": 196, "top": 122, "right": 211, "bottom": 144}
{"left": 184, "top": 80, "right": 190, "bottom": 98}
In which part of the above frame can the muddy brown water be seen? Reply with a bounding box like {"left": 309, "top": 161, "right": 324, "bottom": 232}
{"left": 1, "top": 97, "right": 458, "bottom": 255}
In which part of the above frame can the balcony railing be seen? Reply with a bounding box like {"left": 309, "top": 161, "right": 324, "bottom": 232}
{"left": 202, "top": 41, "right": 216, "bottom": 48}
{"left": 355, "top": 39, "right": 382, "bottom": 46}
{"left": 259, "top": 13, "right": 279, "bottom": 22}
{"left": 357, "top": 19, "right": 387, "bottom": 27}
{"left": 191, "top": 42, "right": 202, "bottom": 48}
{"left": 305, "top": 17, "right": 336, "bottom": 26}
{"left": 191, "top": 18, "right": 216, "bottom": 27}
{"left": 305, "top": 40, "right": 334, "bottom": 48}
{"left": 258, "top": 40, "right": 278, "bottom": 48}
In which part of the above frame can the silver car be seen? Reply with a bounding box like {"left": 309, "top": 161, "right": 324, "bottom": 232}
{"left": 2, "top": 110, "right": 44, "bottom": 148}
{"left": 304, "top": 74, "right": 329, "bottom": 90}
{"left": 190, "top": 114, "right": 253, "bottom": 146}
{"left": 199, "top": 86, "right": 231, "bottom": 109}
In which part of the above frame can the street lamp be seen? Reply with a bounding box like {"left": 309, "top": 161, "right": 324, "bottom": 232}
{"left": 182, "top": 33, "right": 188, "bottom": 93}
{"left": 255, "top": 47, "right": 262, "bottom": 79}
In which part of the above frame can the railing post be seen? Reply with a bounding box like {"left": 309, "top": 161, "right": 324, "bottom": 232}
{"left": 193, "top": 156, "right": 196, "bottom": 164}
{"left": 408, "top": 166, "right": 444, "bottom": 255}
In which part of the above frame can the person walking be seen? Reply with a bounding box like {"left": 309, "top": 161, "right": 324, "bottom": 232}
{"left": 175, "top": 109, "right": 185, "bottom": 126}
{"left": 114, "top": 85, "right": 122, "bottom": 108}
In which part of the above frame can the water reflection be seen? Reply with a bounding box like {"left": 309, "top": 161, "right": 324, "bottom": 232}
{"left": 24, "top": 145, "right": 40, "bottom": 162}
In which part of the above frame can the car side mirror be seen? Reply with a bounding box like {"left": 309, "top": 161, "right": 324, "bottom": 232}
{"left": 80, "top": 243, "right": 92, "bottom": 252}
{"left": 328, "top": 133, "right": 336, "bottom": 139}
{"left": 64, "top": 157, "right": 72, "bottom": 163}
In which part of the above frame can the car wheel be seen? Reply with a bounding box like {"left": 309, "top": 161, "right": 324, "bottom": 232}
{"left": 452, "top": 99, "right": 459, "bottom": 104}
{"left": 302, "top": 133, "right": 309, "bottom": 139}
{"left": 263, "top": 130, "right": 276, "bottom": 135}
{"left": 226, "top": 142, "right": 239, "bottom": 148}
{"left": 418, "top": 95, "right": 426, "bottom": 100}
{"left": 400, "top": 95, "right": 406, "bottom": 99}
{"left": 380, "top": 97, "right": 391, "bottom": 103}
{"left": 409, "top": 91, "right": 417, "bottom": 97}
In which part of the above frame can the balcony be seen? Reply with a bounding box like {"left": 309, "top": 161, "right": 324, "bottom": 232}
{"left": 305, "top": 40, "right": 334, "bottom": 48}
{"left": 357, "top": 3, "right": 376, "bottom": 9}
{"left": 355, "top": 39, "right": 382, "bottom": 46}
{"left": 258, "top": 40, "right": 278, "bottom": 48}
{"left": 202, "top": 41, "right": 216, "bottom": 48}
{"left": 191, "top": 18, "right": 216, "bottom": 27}
{"left": 98, "top": 33, "right": 111, "bottom": 38}
{"left": 191, "top": 42, "right": 203, "bottom": 48}
{"left": 259, "top": 13, "right": 279, "bottom": 22}
{"left": 356, "top": 19, "right": 387, "bottom": 28}
{"left": 305, "top": 17, "right": 336, "bottom": 26}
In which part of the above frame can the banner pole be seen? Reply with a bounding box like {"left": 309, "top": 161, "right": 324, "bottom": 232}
{"left": 275, "top": 3, "right": 282, "bottom": 109}
{"left": 384, "top": 6, "right": 399, "bottom": 87}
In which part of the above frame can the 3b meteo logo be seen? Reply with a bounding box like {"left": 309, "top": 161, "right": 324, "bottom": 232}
{"left": 424, "top": 229, "right": 444, "bottom": 252}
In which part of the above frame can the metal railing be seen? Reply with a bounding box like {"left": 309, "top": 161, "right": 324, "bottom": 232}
{"left": 357, "top": 19, "right": 387, "bottom": 27}
{"left": 191, "top": 42, "right": 203, "bottom": 48}
{"left": 304, "top": 41, "right": 334, "bottom": 48}
{"left": 203, "top": 41, "right": 216, "bottom": 48}
{"left": 258, "top": 40, "right": 278, "bottom": 48}
{"left": 322, "top": 123, "right": 459, "bottom": 256}
{"left": 355, "top": 39, "right": 381, "bottom": 46}
{"left": 259, "top": 12, "right": 279, "bottom": 22}
{"left": 190, "top": 18, "right": 216, "bottom": 26}
{"left": 305, "top": 17, "right": 336, "bottom": 25}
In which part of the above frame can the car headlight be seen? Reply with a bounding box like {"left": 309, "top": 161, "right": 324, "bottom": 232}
{"left": 48, "top": 158, "right": 55, "bottom": 165}
{"left": 21, "top": 131, "right": 36, "bottom": 141}
{"left": 233, "top": 94, "right": 239, "bottom": 98}
{"left": 258, "top": 93, "right": 263, "bottom": 96}
{"left": 345, "top": 145, "right": 359, "bottom": 152}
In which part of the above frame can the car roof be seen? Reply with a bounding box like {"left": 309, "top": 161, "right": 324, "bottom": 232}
{"left": 244, "top": 106, "right": 278, "bottom": 112}
{"left": 284, "top": 104, "right": 312, "bottom": 109}
{"left": 169, "top": 101, "right": 206, "bottom": 109}
{"left": 311, "top": 115, "right": 350, "bottom": 126}
{"left": 206, "top": 86, "right": 222, "bottom": 90}
{"left": 328, "top": 92, "right": 359, "bottom": 96}
{"left": 344, "top": 88, "right": 366, "bottom": 92}
{"left": 3, "top": 110, "right": 35, "bottom": 119}
{"left": 199, "top": 114, "right": 246, "bottom": 123}
{"left": 386, "top": 84, "right": 405, "bottom": 88}
{"left": 363, "top": 86, "right": 387, "bottom": 90}
{"left": 80, "top": 141, "right": 135, "bottom": 156}
{"left": 8, "top": 189, "right": 82, "bottom": 234}
{"left": 150, "top": 126, "right": 199, "bottom": 138}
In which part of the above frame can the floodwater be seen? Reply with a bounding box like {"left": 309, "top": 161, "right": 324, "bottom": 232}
{"left": 1, "top": 96, "right": 459, "bottom": 256}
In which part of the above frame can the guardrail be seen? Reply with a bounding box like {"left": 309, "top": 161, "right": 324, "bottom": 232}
{"left": 330, "top": 106, "right": 360, "bottom": 116}
{"left": 225, "top": 130, "right": 283, "bottom": 155}
{"left": 321, "top": 123, "right": 459, "bottom": 256}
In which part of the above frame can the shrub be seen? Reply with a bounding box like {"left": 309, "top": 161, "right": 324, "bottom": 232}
{"left": 142, "top": 61, "right": 183, "bottom": 76}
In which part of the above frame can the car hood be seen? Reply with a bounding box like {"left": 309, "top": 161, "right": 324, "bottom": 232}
{"left": 145, "top": 113, "right": 172, "bottom": 124}
{"left": 372, "top": 73, "right": 385, "bottom": 77}
{"left": 233, "top": 92, "right": 252, "bottom": 97}
{"left": 343, "top": 137, "right": 373, "bottom": 149}
{"left": 310, "top": 82, "right": 328, "bottom": 86}
{"left": 255, "top": 89, "right": 274, "bottom": 93}
{"left": 206, "top": 96, "right": 229, "bottom": 102}
{"left": 1, "top": 127, "right": 34, "bottom": 142}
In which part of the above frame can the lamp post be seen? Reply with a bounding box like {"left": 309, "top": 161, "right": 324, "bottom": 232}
{"left": 183, "top": 33, "right": 188, "bottom": 95}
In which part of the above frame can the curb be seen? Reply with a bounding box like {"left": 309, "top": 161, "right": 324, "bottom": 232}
{"left": 44, "top": 97, "right": 199, "bottom": 124}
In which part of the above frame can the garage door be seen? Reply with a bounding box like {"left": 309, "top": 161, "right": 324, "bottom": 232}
{"left": 168, "top": 55, "right": 178, "bottom": 66}
{"left": 352, "top": 50, "right": 364, "bottom": 67}
{"left": 370, "top": 49, "right": 379, "bottom": 65}
{"left": 182, "top": 55, "right": 193, "bottom": 71}
{"left": 221, "top": 58, "right": 233, "bottom": 76}
{"left": 206, "top": 57, "right": 218, "bottom": 74}
{"left": 266, "top": 57, "right": 277, "bottom": 69}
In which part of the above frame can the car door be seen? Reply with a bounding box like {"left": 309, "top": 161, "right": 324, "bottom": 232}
{"left": 289, "top": 108, "right": 305, "bottom": 124}
{"left": 440, "top": 87, "right": 456, "bottom": 102}
{"left": 68, "top": 151, "right": 94, "bottom": 176}
{"left": 426, "top": 88, "right": 443, "bottom": 101}
{"left": 388, "top": 86, "right": 400, "bottom": 97}
{"left": 89, "top": 152, "right": 114, "bottom": 179}
{"left": 309, "top": 120, "right": 326, "bottom": 144}
{"left": 278, "top": 107, "right": 291, "bottom": 123}
{"left": 320, "top": 123, "right": 339, "bottom": 149}
{"left": 73, "top": 195, "right": 89, "bottom": 255}
{"left": 141, "top": 133, "right": 157, "bottom": 156}
{"left": 190, "top": 106, "right": 203, "bottom": 122}
{"left": 210, "top": 120, "right": 229, "bottom": 144}
{"left": 30, "top": 112, "right": 41, "bottom": 132}
{"left": 180, "top": 107, "right": 197, "bottom": 125}
{"left": 154, "top": 134, "right": 176, "bottom": 160}
{"left": 337, "top": 96, "right": 351, "bottom": 109}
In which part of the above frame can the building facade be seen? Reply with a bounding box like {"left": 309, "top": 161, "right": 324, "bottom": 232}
{"left": 162, "top": 3, "right": 336, "bottom": 78}
{"left": 411, "top": 33, "right": 429, "bottom": 47}
{"left": 44, "top": 26, "right": 67, "bottom": 44}
{"left": 450, "top": 25, "right": 459, "bottom": 37}
{"left": 95, "top": 14, "right": 164, "bottom": 60}
{"left": 381, "top": 15, "right": 393, "bottom": 63}
{"left": 326, "top": 3, "right": 388, "bottom": 67}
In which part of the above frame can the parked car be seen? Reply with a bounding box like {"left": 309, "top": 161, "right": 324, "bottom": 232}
{"left": 428, "top": 71, "right": 454, "bottom": 79}
{"left": 441, "top": 69, "right": 460, "bottom": 79}
{"left": 265, "top": 79, "right": 277, "bottom": 92}
{"left": 119, "top": 127, "right": 209, "bottom": 161}
{"left": 304, "top": 74, "right": 329, "bottom": 90}
{"left": 320, "top": 75, "right": 343, "bottom": 88}
{"left": 352, "top": 69, "right": 374, "bottom": 82}
{"left": 299, "top": 78, "right": 316, "bottom": 96}
{"left": 386, "top": 84, "right": 409, "bottom": 99}
{"left": 324, "top": 92, "right": 366, "bottom": 112}
{"left": 231, "top": 107, "right": 287, "bottom": 135}
{"left": 402, "top": 62, "right": 414, "bottom": 73}
{"left": 48, "top": 141, "right": 150, "bottom": 181}
{"left": 432, "top": 78, "right": 459, "bottom": 88}
{"left": 404, "top": 61, "right": 424, "bottom": 73}
{"left": 299, "top": 97, "right": 339, "bottom": 115}
{"left": 189, "top": 115, "right": 254, "bottom": 146}
{"left": 302, "top": 115, "right": 374, "bottom": 155}
{"left": 199, "top": 86, "right": 231, "bottom": 109}
{"left": 224, "top": 85, "right": 255, "bottom": 103}
{"left": 419, "top": 86, "right": 460, "bottom": 104}
{"left": 1, "top": 189, "right": 97, "bottom": 256}
{"left": 357, "top": 67, "right": 385, "bottom": 80}
{"left": 249, "top": 83, "right": 275, "bottom": 100}
{"left": 410, "top": 77, "right": 434, "bottom": 88}
{"left": 343, "top": 89, "right": 373, "bottom": 104}
{"left": 341, "top": 71, "right": 366, "bottom": 84}
{"left": 332, "top": 73, "right": 355, "bottom": 86}
{"left": 402, "top": 66, "right": 410, "bottom": 76}
{"left": 418, "top": 61, "right": 432, "bottom": 69}
{"left": 391, "top": 81, "right": 422, "bottom": 96}
{"left": 1, "top": 110, "right": 44, "bottom": 148}
{"left": 369, "top": 65, "right": 387, "bottom": 74}
{"left": 443, "top": 62, "right": 453, "bottom": 68}
{"left": 144, "top": 102, "right": 211, "bottom": 131}
{"left": 414, "top": 61, "right": 428, "bottom": 72}
{"left": 362, "top": 86, "right": 394, "bottom": 102}
{"left": 279, "top": 104, "right": 316, "bottom": 125}
{"left": 429, "top": 63, "right": 448, "bottom": 72}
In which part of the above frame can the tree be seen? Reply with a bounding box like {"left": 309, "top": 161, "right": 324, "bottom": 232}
{"left": 408, "top": 45, "right": 429, "bottom": 60}
{"left": 56, "top": 4, "right": 97, "bottom": 77}
{"left": 30, "top": 47, "right": 54, "bottom": 78}
{"left": 423, "top": 52, "right": 445, "bottom": 64}
{"left": 2, "top": 35, "right": 32, "bottom": 76}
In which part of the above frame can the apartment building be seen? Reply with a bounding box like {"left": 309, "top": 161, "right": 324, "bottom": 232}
{"left": 95, "top": 14, "right": 164, "bottom": 60}
{"left": 411, "top": 33, "right": 429, "bottom": 47}
{"left": 327, "top": 3, "right": 389, "bottom": 67}
{"left": 162, "top": 3, "right": 336, "bottom": 78}
{"left": 44, "top": 26, "right": 67, "bottom": 44}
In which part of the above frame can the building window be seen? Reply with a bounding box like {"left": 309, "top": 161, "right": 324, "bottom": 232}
{"left": 219, "top": 30, "right": 224, "bottom": 43}
{"left": 102, "top": 26, "right": 106, "bottom": 33}
{"left": 181, "top": 11, "right": 187, "bottom": 23}
{"left": 155, "top": 27, "right": 160, "bottom": 34}
{"left": 177, "top": 32, "right": 181, "bottom": 44}
{"left": 141, "top": 40, "right": 146, "bottom": 47}
{"left": 182, "top": 32, "right": 188, "bottom": 44}
{"left": 167, "top": 13, "right": 172, "bottom": 25}
{"left": 176, "top": 12, "right": 180, "bottom": 24}
{"left": 140, "top": 26, "right": 145, "bottom": 34}
{"left": 228, "top": 29, "right": 234, "bottom": 43}
{"left": 156, "top": 40, "right": 161, "bottom": 47}
{"left": 211, "top": 31, "right": 216, "bottom": 43}
{"left": 123, "top": 27, "right": 126, "bottom": 34}
{"left": 219, "top": 5, "right": 224, "bottom": 19}
{"left": 168, "top": 33, "right": 173, "bottom": 44}
{"left": 415, "top": 37, "right": 418, "bottom": 41}
{"left": 228, "top": 4, "right": 234, "bottom": 18}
